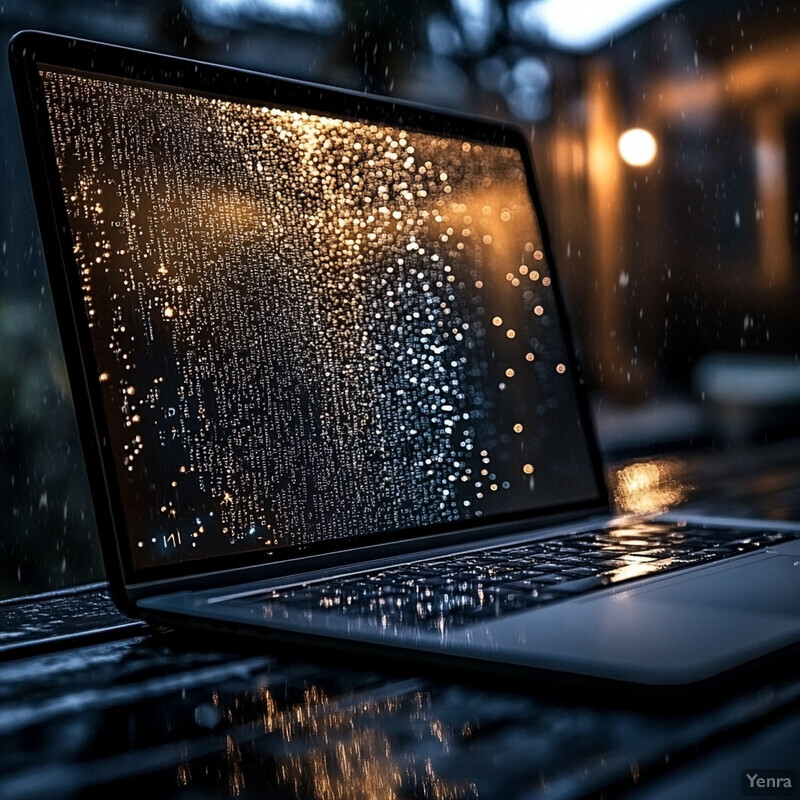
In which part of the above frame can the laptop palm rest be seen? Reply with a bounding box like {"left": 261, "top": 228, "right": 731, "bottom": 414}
{"left": 469, "top": 551, "right": 800, "bottom": 684}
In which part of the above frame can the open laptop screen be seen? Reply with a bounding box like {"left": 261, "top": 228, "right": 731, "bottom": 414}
{"left": 36, "top": 61, "right": 602, "bottom": 571}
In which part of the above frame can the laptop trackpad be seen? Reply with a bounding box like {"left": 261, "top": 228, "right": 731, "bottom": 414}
{"left": 478, "top": 554, "right": 800, "bottom": 685}
{"left": 627, "top": 553, "right": 800, "bottom": 615}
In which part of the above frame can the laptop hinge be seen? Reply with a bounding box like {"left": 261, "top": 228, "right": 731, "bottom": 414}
{"left": 123, "top": 508, "right": 613, "bottom": 603}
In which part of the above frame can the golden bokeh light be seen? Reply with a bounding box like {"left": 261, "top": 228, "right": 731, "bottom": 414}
{"left": 617, "top": 128, "right": 657, "bottom": 167}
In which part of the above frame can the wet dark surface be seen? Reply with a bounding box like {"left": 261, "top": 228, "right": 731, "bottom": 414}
{"left": 1, "top": 631, "right": 800, "bottom": 800}
{"left": 2, "top": 439, "right": 800, "bottom": 799}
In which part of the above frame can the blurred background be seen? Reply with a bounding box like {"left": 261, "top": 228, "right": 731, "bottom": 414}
{"left": 1, "top": 0, "right": 799, "bottom": 599}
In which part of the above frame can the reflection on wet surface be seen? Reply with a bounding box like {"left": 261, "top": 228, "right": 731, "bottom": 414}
{"left": 609, "top": 458, "right": 692, "bottom": 515}
{"left": 608, "top": 441, "right": 800, "bottom": 522}
{"left": 1, "top": 628, "right": 800, "bottom": 800}
{"left": 180, "top": 680, "right": 481, "bottom": 799}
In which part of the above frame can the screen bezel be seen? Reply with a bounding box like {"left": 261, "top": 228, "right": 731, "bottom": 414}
{"left": 9, "top": 30, "right": 610, "bottom": 601}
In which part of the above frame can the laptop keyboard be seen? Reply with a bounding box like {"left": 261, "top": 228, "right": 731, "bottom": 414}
{"left": 249, "top": 523, "right": 800, "bottom": 631}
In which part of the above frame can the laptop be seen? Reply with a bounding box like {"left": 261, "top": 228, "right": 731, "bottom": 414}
{"left": 10, "top": 30, "right": 800, "bottom": 688}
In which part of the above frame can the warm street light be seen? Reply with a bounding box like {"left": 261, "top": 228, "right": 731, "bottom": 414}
{"left": 618, "top": 128, "right": 657, "bottom": 166}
